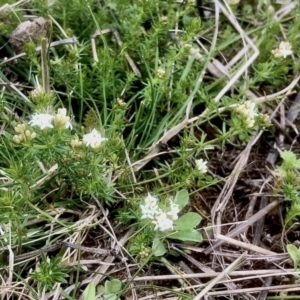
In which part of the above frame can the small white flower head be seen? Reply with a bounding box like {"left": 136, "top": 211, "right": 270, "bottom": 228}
{"left": 189, "top": 47, "right": 200, "bottom": 56}
{"left": 14, "top": 123, "right": 26, "bottom": 134}
{"left": 195, "top": 159, "right": 208, "bottom": 174}
{"left": 160, "top": 16, "right": 168, "bottom": 25}
{"left": 245, "top": 117, "right": 255, "bottom": 128}
{"left": 30, "top": 89, "right": 40, "bottom": 99}
{"left": 271, "top": 41, "right": 292, "bottom": 58}
{"left": 236, "top": 100, "right": 257, "bottom": 128}
{"left": 25, "top": 130, "right": 36, "bottom": 140}
{"left": 29, "top": 113, "right": 54, "bottom": 130}
{"left": 145, "top": 193, "right": 158, "bottom": 206}
{"left": 259, "top": 113, "right": 271, "bottom": 125}
{"left": 153, "top": 211, "right": 174, "bottom": 231}
{"left": 116, "top": 98, "right": 126, "bottom": 107}
{"left": 13, "top": 134, "right": 22, "bottom": 143}
{"left": 140, "top": 193, "right": 159, "bottom": 220}
{"left": 267, "top": 5, "right": 275, "bottom": 15}
{"left": 244, "top": 100, "right": 257, "bottom": 119}
{"left": 83, "top": 129, "right": 107, "bottom": 149}
{"left": 71, "top": 138, "right": 83, "bottom": 148}
{"left": 156, "top": 67, "right": 166, "bottom": 78}
{"left": 55, "top": 108, "right": 72, "bottom": 129}
{"left": 167, "top": 199, "right": 180, "bottom": 221}
{"left": 278, "top": 41, "right": 292, "bottom": 58}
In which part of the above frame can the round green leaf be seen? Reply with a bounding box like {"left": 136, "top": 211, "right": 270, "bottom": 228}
{"left": 105, "top": 279, "right": 122, "bottom": 294}
{"left": 169, "top": 229, "right": 203, "bottom": 242}
{"left": 152, "top": 238, "right": 166, "bottom": 256}
{"left": 174, "top": 189, "right": 189, "bottom": 210}
{"left": 174, "top": 212, "right": 202, "bottom": 230}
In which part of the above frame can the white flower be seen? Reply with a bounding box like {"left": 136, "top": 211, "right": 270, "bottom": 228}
{"left": 278, "top": 41, "right": 292, "bottom": 58}
{"left": 140, "top": 193, "right": 159, "bottom": 220}
{"left": 145, "top": 193, "right": 158, "bottom": 206}
{"left": 245, "top": 117, "right": 255, "bottom": 128}
{"left": 236, "top": 100, "right": 258, "bottom": 128}
{"left": 195, "top": 159, "right": 208, "bottom": 174}
{"left": 167, "top": 199, "right": 180, "bottom": 221}
{"left": 83, "top": 129, "right": 107, "bottom": 149}
{"left": 29, "top": 113, "right": 54, "bottom": 130}
{"left": 141, "top": 193, "right": 180, "bottom": 231}
{"left": 153, "top": 211, "right": 174, "bottom": 231}
{"left": 244, "top": 100, "right": 257, "bottom": 119}
{"left": 271, "top": 41, "right": 292, "bottom": 58}
{"left": 156, "top": 68, "right": 165, "bottom": 78}
{"left": 55, "top": 108, "right": 72, "bottom": 129}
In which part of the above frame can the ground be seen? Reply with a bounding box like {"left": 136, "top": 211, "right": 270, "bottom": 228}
{"left": 0, "top": 0, "right": 300, "bottom": 299}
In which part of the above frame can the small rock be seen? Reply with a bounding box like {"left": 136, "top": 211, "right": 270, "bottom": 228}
{"left": 9, "top": 17, "right": 51, "bottom": 53}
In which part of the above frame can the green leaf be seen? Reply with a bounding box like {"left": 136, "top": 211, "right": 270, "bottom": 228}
{"left": 287, "top": 244, "right": 300, "bottom": 270}
{"left": 152, "top": 238, "right": 166, "bottom": 256}
{"left": 84, "top": 283, "right": 96, "bottom": 300}
{"left": 174, "top": 189, "right": 189, "bottom": 210}
{"left": 97, "top": 285, "right": 105, "bottom": 295}
{"left": 169, "top": 229, "right": 203, "bottom": 242}
{"left": 106, "top": 2, "right": 117, "bottom": 11}
{"left": 105, "top": 279, "right": 122, "bottom": 294}
{"left": 174, "top": 212, "right": 202, "bottom": 230}
{"left": 103, "top": 294, "right": 118, "bottom": 300}
{"left": 280, "top": 150, "right": 300, "bottom": 170}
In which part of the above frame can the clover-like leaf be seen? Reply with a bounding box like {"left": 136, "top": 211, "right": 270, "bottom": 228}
{"left": 174, "top": 189, "right": 189, "bottom": 210}
{"left": 105, "top": 279, "right": 122, "bottom": 294}
{"left": 169, "top": 229, "right": 203, "bottom": 242}
{"left": 152, "top": 238, "right": 166, "bottom": 256}
{"left": 174, "top": 212, "right": 202, "bottom": 230}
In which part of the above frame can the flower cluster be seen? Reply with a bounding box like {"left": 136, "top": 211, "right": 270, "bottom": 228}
{"left": 54, "top": 108, "right": 72, "bottom": 129}
{"left": 236, "top": 100, "right": 257, "bottom": 128}
{"left": 70, "top": 129, "right": 107, "bottom": 149}
{"left": 195, "top": 159, "right": 208, "bottom": 174}
{"left": 271, "top": 41, "right": 292, "bottom": 58}
{"left": 71, "top": 138, "right": 83, "bottom": 148}
{"left": 28, "top": 108, "right": 72, "bottom": 130}
{"left": 13, "top": 109, "right": 107, "bottom": 150}
{"left": 13, "top": 123, "right": 36, "bottom": 144}
{"left": 29, "top": 113, "right": 54, "bottom": 130}
{"left": 82, "top": 129, "right": 107, "bottom": 149}
{"left": 140, "top": 193, "right": 180, "bottom": 232}
{"left": 156, "top": 68, "right": 166, "bottom": 78}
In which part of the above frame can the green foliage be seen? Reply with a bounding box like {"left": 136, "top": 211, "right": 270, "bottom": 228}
{"left": 152, "top": 238, "right": 167, "bottom": 256}
{"left": 174, "top": 189, "right": 190, "bottom": 210}
{"left": 287, "top": 244, "right": 300, "bottom": 271}
{"left": 83, "top": 280, "right": 122, "bottom": 300}
{"left": 276, "top": 151, "right": 300, "bottom": 224}
{"left": 173, "top": 212, "right": 202, "bottom": 230}
{"left": 30, "top": 254, "right": 68, "bottom": 292}
{"left": 1, "top": 0, "right": 299, "bottom": 297}
{"left": 279, "top": 151, "right": 300, "bottom": 172}
{"left": 127, "top": 228, "right": 155, "bottom": 259}
{"left": 169, "top": 229, "right": 203, "bottom": 242}
{"left": 97, "top": 279, "right": 122, "bottom": 300}
{"left": 84, "top": 283, "right": 96, "bottom": 300}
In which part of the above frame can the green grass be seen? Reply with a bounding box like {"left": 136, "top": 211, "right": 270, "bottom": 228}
{"left": 0, "top": 0, "right": 300, "bottom": 299}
